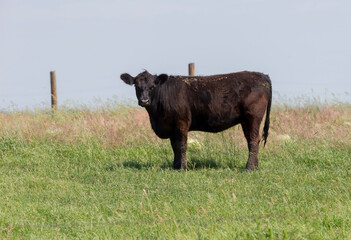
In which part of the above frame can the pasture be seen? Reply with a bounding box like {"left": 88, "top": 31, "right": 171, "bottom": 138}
{"left": 0, "top": 102, "right": 351, "bottom": 239}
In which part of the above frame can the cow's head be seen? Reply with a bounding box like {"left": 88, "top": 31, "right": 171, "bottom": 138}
{"left": 120, "top": 71, "right": 168, "bottom": 107}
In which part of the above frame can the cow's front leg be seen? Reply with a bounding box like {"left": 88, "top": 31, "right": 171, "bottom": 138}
{"left": 170, "top": 131, "right": 188, "bottom": 170}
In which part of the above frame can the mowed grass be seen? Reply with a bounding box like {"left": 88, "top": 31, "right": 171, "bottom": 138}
{"left": 0, "top": 103, "right": 351, "bottom": 239}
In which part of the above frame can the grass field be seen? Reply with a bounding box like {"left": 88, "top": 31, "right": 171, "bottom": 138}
{"left": 0, "top": 102, "right": 351, "bottom": 239}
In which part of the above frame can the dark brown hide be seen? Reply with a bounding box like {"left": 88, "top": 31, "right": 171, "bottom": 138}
{"left": 120, "top": 71, "right": 272, "bottom": 170}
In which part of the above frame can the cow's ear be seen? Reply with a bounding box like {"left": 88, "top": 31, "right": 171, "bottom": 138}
{"left": 155, "top": 74, "right": 168, "bottom": 85}
{"left": 120, "top": 73, "right": 135, "bottom": 85}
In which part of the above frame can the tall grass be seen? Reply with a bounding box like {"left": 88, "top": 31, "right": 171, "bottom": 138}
{"left": 1, "top": 102, "right": 349, "bottom": 147}
{"left": 0, "top": 102, "right": 351, "bottom": 239}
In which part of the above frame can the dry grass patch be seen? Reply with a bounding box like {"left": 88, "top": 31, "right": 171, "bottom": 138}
{"left": 0, "top": 104, "right": 350, "bottom": 149}
{"left": 270, "top": 105, "right": 351, "bottom": 144}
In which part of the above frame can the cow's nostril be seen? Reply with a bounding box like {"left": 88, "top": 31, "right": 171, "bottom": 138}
{"left": 139, "top": 99, "right": 150, "bottom": 107}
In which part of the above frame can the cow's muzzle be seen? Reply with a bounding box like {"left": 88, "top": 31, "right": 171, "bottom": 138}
{"left": 139, "top": 98, "right": 151, "bottom": 107}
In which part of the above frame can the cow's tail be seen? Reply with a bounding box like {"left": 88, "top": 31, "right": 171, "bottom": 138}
{"left": 262, "top": 75, "right": 272, "bottom": 147}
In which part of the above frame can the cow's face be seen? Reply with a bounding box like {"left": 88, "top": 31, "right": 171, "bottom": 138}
{"left": 120, "top": 71, "right": 168, "bottom": 107}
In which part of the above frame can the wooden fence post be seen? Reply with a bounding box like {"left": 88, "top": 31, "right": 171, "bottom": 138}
{"left": 188, "top": 63, "right": 195, "bottom": 76}
{"left": 50, "top": 71, "right": 57, "bottom": 111}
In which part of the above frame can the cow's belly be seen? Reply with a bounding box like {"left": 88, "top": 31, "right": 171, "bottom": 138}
{"left": 190, "top": 114, "right": 242, "bottom": 133}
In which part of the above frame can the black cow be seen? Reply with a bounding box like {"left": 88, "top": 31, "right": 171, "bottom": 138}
{"left": 121, "top": 70, "right": 272, "bottom": 170}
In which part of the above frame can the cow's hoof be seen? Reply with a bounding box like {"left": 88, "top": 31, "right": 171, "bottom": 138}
{"left": 173, "top": 166, "right": 187, "bottom": 171}
{"left": 245, "top": 165, "right": 258, "bottom": 171}
{"left": 173, "top": 164, "right": 181, "bottom": 170}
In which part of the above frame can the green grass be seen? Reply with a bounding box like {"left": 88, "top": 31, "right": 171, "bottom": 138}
{"left": 0, "top": 105, "right": 351, "bottom": 239}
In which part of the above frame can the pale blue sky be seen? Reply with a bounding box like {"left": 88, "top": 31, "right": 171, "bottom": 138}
{"left": 1, "top": 0, "right": 350, "bottom": 109}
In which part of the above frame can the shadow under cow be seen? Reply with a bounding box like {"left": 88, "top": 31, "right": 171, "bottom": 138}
{"left": 106, "top": 157, "right": 243, "bottom": 171}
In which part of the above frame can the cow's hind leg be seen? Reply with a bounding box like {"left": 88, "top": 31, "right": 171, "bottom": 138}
{"left": 241, "top": 117, "right": 262, "bottom": 170}
{"left": 241, "top": 94, "right": 268, "bottom": 170}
